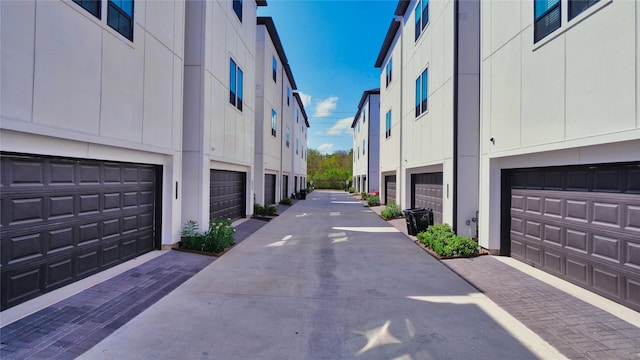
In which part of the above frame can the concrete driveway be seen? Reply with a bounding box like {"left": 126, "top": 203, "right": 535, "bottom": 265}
{"left": 81, "top": 190, "right": 562, "bottom": 360}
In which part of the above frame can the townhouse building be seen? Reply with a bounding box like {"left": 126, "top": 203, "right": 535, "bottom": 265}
{"left": 182, "top": 0, "right": 266, "bottom": 227}
{"left": 375, "top": 0, "right": 480, "bottom": 232}
{"left": 254, "top": 17, "right": 304, "bottom": 206}
{"left": 292, "top": 92, "right": 310, "bottom": 196}
{"left": 480, "top": 0, "right": 640, "bottom": 311}
{"left": 351, "top": 89, "right": 381, "bottom": 194}
{"left": 0, "top": 0, "right": 185, "bottom": 309}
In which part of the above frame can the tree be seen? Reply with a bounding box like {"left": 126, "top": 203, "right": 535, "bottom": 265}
{"left": 307, "top": 149, "right": 353, "bottom": 189}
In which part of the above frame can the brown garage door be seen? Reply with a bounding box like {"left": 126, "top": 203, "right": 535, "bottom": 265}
{"left": 506, "top": 163, "right": 640, "bottom": 311}
{"left": 0, "top": 154, "right": 159, "bottom": 310}
{"left": 385, "top": 175, "right": 396, "bottom": 204}
{"left": 210, "top": 170, "right": 246, "bottom": 221}
{"left": 264, "top": 174, "right": 276, "bottom": 205}
{"left": 411, "top": 172, "right": 443, "bottom": 224}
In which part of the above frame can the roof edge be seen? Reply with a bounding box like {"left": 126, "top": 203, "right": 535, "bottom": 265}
{"left": 257, "top": 17, "right": 297, "bottom": 90}
{"left": 293, "top": 92, "right": 310, "bottom": 127}
{"left": 394, "top": 0, "right": 410, "bottom": 16}
{"left": 351, "top": 89, "right": 380, "bottom": 128}
{"left": 374, "top": 19, "right": 401, "bottom": 68}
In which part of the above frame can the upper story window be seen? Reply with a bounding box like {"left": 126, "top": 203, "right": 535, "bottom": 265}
{"left": 534, "top": 0, "right": 561, "bottom": 42}
{"left": 296, "top": 139, "right": 299, "bottom": 154}
{"left": 73, "top": 0, "right": 101, "bottom": 19}
{"left": 286, "top": 127, "right": 290, "bottom": 147}
{"left": 385, "top": 57, "right": 392, "bottom": 87}
{"left": 229, "top": 58, "right": 243, "bottom": 111}
{"left": 385, "top": 110, "right": 392, "bottom": 138}
{"left": 108, "top": 0, "right": 134, "bottom": 41}
{"left": 233, "top": 0, "right": 242, "bottom": 21}
{"left": 271, "top": 109, "right": 277, "bottom": 136}
{"left": 415, "top": 68, "right": 428, "bottom": 117}
{"left": 415, "top": 0, "right": 429, "bottom": 41}
{"left": 569, "top": 0, "right": 600, "bottom": 19}
{"left": 364, "top": 108, "right": 367, "bottom": 124}
{"left": 272, "top": 56, "right": 277, "bottom": 82}
{"left": 296, "top": 109, "right": 299, "bottom": 122}
{"left": 362, "top": 139, "right": 365, "bottom": 155}
{"left": 287, "top": 87, "right": 291, "bottom": 106}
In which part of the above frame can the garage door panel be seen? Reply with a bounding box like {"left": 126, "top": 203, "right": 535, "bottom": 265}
{"left": 412, "top": 173, "right": 443, "bottom": 225}
{"left": 509, "top": 163, "right": 640, "bottom": 311}
{"left": 385, "top": 175, "right": 396, "bottom": 204}
{"left": 210, "top": 170, "right": 246, "bottom": 221}
{"left": 1, "top": 155, "right": 159, "bottom": 310}
{"left": 626, "top": 278, "right": 640, "bottom": 307}
{"left": 265, "top": 174, "right": 276, "bottom": 205}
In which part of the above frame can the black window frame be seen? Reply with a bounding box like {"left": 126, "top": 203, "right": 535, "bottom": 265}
{"left": 534, "top": 0, "right": 561, "bottom": 43}
{"left": 385, "top": 110, "right": 392, "bottom": 138}
{"left": 73, "top": 0, "right": 101, "bottom": 19}
{"left": 415, "top": 68, "right": 428, "bottom": 117}
{"left": 271, "top": 109, "right": 277, "bottom": 137}
{"left": 107, "top": 0, "right": 134, "bottom": 41}
{"left": 569, "top": 0, "right": 600, "bottom": 20}
{"left": 233, "top": 0, "right": 242, "bottom": 22}
{"left": 229, "top": 58, "right": 243, "bottom": 111}
{"left": 386, "top": 57, "right": 392, "bottom": 88}
{"left": 414, "top": 0, "right": 429, "bottom": 41}
{"left": 272, "top": 56, "right": 277, "bottom": 82}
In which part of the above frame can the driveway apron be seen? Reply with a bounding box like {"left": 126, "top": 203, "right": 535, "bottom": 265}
{"left": 81, "top": 191, "right": 562, "bottom": 359}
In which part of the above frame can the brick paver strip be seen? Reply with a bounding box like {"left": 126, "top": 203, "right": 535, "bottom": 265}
{"left": 445, "top": 256, "right": 640, "bottom": 360}
{"left": 0, "top": 251, "right": 215, "bottom": 359}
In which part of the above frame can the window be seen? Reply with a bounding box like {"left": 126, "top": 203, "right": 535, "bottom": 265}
{"left": 296, "top": 109, "right": 299, "bottom": 123}
{"left": 272, "top": 56, "right": 277, "bottom": 82}
{"left": 415, "top": 68, "right": 428, "bottom": 117}
{"left": 233, "top": 0, "right": 242, "bottom": 21}
{"left": 73, "top": 0, "right": 100, "bottom": 19}
{"left": 385, "top": 57, "right": 392, "bottom": 87}
{"left": 534, "top": 0, "right": 561, "bottom": 42}
{"left": 385, "top": 110, "right": 392, "bottom": 138}
{"left": 414, "top": 0, "right": 429, "bottom": 41}
{"left": 271, "top": 109, "right": 277, "bottom": 136}
{"left": 569, "top": 0, "right": 599, "bottom": 20}
{"left": 286, "top": 127, "right": 290, "bottom": 147}
{"left": 362, "top": 139, "right": 365, "bottom": 155}
{"left": 108, "top": 0, "right": 134, "bottom": 41}
{"left": 229, "top": 59, "right": 243, "bottom": 111}
{"left": 357, "top": 146, "right": 360, "bottom": 159}
{"left": 296, "top": 139, "right": 299, "bottom": 155}
{"left": 364, "top": 108, "right": 367, "bottom": 124}
{"left": 287, "top": 87, "right": 291, "bottom": 106}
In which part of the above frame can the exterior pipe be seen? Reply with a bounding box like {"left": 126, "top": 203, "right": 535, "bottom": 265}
{"left": 452, "top": 0, "right": 459, "bottom": 232}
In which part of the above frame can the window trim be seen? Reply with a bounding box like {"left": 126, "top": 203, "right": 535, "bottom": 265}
{"left": 415, "top": 67, "right": 429, "bottom": 118}
{"left": 272, "top": 56, "right": 277, "bottom": 82}
{"left": 233, "top": 0, "right": 242, "bottom": 22}
{"left": 73, "top": 0, "right": 101, "bottom": 19}
{"left": 385, "top": 110, "right": 392, "bottom": 139}
{"left": 414, "top": 0, "right": 429, "bottom": 42}
{"left": 533, "top": 0, "right": 609, "bottom": 48}
{"left": 271, "top": 109, "right": 277, "bottom": 137}
{"left": 229, "top": 58, "right": 243, "bottom": 112}
{"left": 107, "top": 0, "right": 134, "bottom": 41}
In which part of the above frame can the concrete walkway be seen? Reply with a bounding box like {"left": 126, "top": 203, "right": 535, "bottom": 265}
{"left": 80, "top": 190, "right": 563, "bottom": 359}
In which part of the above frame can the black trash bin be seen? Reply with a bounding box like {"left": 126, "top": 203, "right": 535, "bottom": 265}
{"left": 413, "top": 208, "right": 433, "bottom": 234}
{"left": 300, "top": 189, "right": 306, "bottom": 200}
{"left": 403, "top": 208, "right": 424, "bottom": 236}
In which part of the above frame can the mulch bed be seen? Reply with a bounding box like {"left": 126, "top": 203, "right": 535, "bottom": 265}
{"left": 172, "top": 243, "right": 235, "bottom": 257}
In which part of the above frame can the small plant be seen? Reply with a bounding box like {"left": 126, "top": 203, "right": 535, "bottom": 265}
{"left": 180, "top": 220, "right": 199, "bottom": 238}
{"left": 360, "top": 192, "right": 367, "bottom": 200}
{"left": 348, "top": 187, "right": 355, "bottom": 193}
{"left": 367, "top": 195, "right": 381, "bottom": 206}
{"left": 266, "top": 205, "right": 277, "bottom": 215}
{"left": 202, "top": 218, "right": 235, "bottom": 253}
{"left": 416, "top": 223, "right": 479, "bottom": 257}
{"left": 279, "top": 197, "right": 292, "bottom": 206}
{"left": 254, "top": 204, "right": 266, "bottom": 216}
{"left": 381, "top": 201, "right": 403, "bottom": 219}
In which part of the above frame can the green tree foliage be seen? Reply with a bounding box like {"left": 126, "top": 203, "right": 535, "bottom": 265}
{"left": 308, "top": 148, "right": 353, "bottom": 189}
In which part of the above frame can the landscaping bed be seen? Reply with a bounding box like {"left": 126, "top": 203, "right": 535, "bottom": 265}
{"left": 174, "top": 219, "right": 235, "bottom": 255}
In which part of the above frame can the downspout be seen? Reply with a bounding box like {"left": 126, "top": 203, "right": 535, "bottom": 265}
{"left": 452, "top": 0, "right": 459, "bottom": 232}
{"left": 279, "top": 65, "right": 284, "bottom": 201}
{"left": 395, "top": 15, "right": 404, "bottom": 209}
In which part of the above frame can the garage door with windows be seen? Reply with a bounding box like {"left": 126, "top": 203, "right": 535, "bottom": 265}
{"left": 505, "top": 163, "right": 640, "bottom": 311}
{"left": 264, "top": 174, "right": 276, "bottom": 205}
{"left": 411, "top": 172, "right": 443, "bottom": 225}
{"left": 385, "top": 175, "right": 396, "bottom": 205}
{"left": 210, "top": 170, "right": 246, "bottom": 221}
{"left": 0, "top": 154, "right": 159, "bottom": 310}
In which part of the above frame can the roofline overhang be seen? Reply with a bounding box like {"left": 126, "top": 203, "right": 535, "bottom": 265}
{"left": 374, "top": 19, "right": 401, "bottom": 68}
{"left": 258, "top": 16, "right": 297, "bottom": 89}
{"left": 351, "top": 88, "right": 380, "bottom": 128}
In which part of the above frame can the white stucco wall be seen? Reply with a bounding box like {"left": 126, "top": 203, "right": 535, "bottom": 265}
{"left": 479, "top": 0, "right": 640, "bottom": 251}
{"left": 1, "top": 0, "right": 185, "bottom": 245}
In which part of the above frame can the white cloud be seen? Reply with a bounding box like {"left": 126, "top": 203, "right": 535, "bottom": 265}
{"left": 314, "top": 96, "right": 338, "bottom": 117}
{"left": 317, "top": 143, "right": 334, "bottom": 154}
{"left": 298, "top": 92, "right": 312, "bottom": 108}
{"left": 327, "top": 117, "right": 354, "bottom": 136}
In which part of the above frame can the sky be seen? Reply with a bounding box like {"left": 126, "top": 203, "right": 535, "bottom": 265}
{"left": 258, "top": 0, "right": 397, "bottom": 154}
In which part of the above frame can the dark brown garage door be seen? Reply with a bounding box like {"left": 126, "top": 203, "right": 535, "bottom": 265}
{"left": 411, "top": 172, "right": 443, "bottom": 224}
{"left": 506, "top": 163, "right": 640, "bottom": 311}
{"left": 264, "top": 174, "right": 276, "bottom": 205}
{"left": 210, "top": 170, "right": 246, "bottom": 221}
{"left": 0, "top": 154, "right": 159, "bottom": 310}
{"left": 385, "top": 175, "right": 396, "bottom": 204}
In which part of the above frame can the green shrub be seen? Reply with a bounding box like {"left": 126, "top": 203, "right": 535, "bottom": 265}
{"left": 202, "top": 218, "right": 235, "bottom": 253}
{"left": 266, "top": 205, "right": 277, "bottom": 215}
{"left": 381, "top": 201, "right": 403, "bottom": 219}
{"left": 367, "top": 195, "right": 381, "bottom": 206}
{"left": 279, "top": 197, "right": 292, "bottom": 206}
{"left": 348, "top": 187, "right": 355, "bottom": 193}
{"left": 254, "top": 204, "right": 266, "bottom": 216}
{"left": 360, "top": 192, "right": 367, "bottom": 200}
{"left": 417, "top": 223, "right": 478, "bottom": 257}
